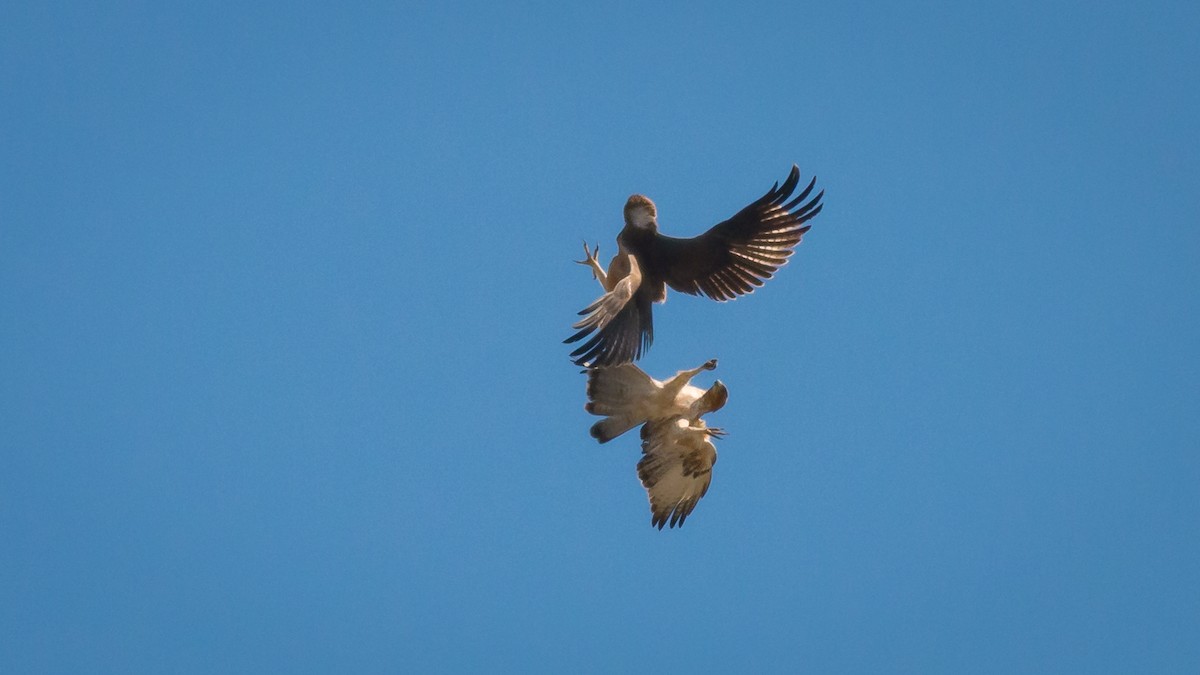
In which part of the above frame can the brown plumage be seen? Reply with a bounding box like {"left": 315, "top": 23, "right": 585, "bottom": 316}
{"left": 565, "top": 165, "right": 824, "bottom": 367}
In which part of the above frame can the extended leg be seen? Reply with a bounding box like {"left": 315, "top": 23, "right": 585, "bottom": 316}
{"left": 662, "top": 358, "right": 719, "bottom": 395}
{"left": 573, "top": 241, "right": 607, "bottom": 289}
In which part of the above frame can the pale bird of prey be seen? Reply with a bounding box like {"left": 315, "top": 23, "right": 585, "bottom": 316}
{"left": 565, "top": 165, "right": 824, "bottom": 367}
{"left": 585, "top": 358, "right": 729, "bottom": 529}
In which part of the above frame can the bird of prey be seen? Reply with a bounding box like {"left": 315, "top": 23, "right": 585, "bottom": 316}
{"left": 585, "top": 358, "right": 729, "bottom": 529}
{"left": 565, "top": 165, "right": 823, "bottom": 367}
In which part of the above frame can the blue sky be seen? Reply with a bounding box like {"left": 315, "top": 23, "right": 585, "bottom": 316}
{"left": 2, "top": 1, "right": 1198, "bottom": 672}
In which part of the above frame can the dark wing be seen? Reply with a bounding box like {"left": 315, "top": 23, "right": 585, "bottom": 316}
{"left": 564, "top": 264, "right": 653, "bottom": 367}
{"left": 652, "top": 165, "right": 824, "bottom": 301}
{"left": 637, "top": 419, "right": 718, "bottom": 529}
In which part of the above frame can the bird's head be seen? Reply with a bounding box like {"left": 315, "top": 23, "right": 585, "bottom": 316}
{"left": 623, "top": 195, "right": 658, "bottom": 231}
{"left": 697, "top": 380, "right": 729, "bottom": 415}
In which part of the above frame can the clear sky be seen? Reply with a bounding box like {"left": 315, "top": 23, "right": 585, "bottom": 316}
{"left": 2, "top": 1, "right": 1198, "bottom": 673}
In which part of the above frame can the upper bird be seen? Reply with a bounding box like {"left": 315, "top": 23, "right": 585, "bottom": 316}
{"left": 565, "top": 165, "right": 824, "bottom": 367}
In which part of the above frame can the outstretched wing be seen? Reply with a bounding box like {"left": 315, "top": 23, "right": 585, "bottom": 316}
{"left": 565, "top": 255, "right": 653, "bottom": 367}
{"left": 637, "top": 418, "right": 718, "bottom": 529}
{"left": 584, "top": 363, "right": 661, "bottom": 443}
{"left": 652, "top": 165, "right": 824, "bottom": 301}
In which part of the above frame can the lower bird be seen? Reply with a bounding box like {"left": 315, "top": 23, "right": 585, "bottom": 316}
{"left": 584, "top": 359, "right": 729, "bottom": 529}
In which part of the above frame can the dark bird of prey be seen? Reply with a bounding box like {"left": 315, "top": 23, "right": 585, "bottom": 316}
{"left": 565, "top": 165, "right": 823, "bottom": 367}
{"left": 585, "top": 358, "right": 729, "bottom": 529}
